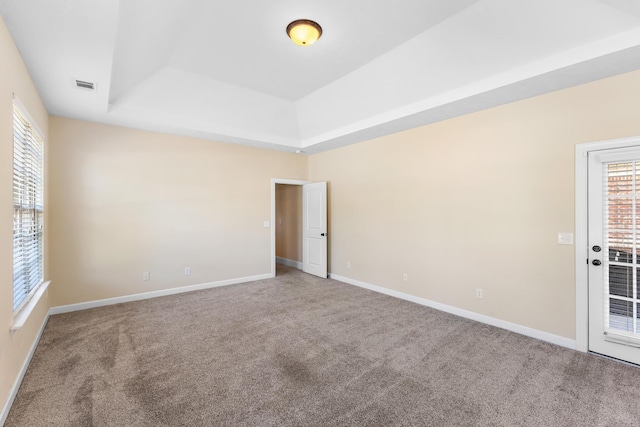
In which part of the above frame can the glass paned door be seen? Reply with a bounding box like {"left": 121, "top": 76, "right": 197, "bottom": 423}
{"left": 589, "top": 149, "right": 640, "bottom": 364}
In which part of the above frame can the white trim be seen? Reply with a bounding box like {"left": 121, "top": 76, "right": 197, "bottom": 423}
{"left": 1, "top": 311, "right": 49, "bottom": 426}
{"left": 11, "top": 281, "right": 51, "bottom": 331}
{"left": 330, "top": 273, "right": 576, "bottom": 350}
{"left": 271, "top": 178, "right": 308, "bottom": 277}
{"left": 276, "top": 256, "right": 303, "bottom": 270}
{"left": 575, "top": 135, "right": 640, "bottom": 353}
{"left": 49, "top": 274, "right": 271, "bottom": 315}
{"left": 576, "top": 143, "right": 589, "bottom": 353}
{"left": 604, "top": 330, "right": 640, "bottom": 348}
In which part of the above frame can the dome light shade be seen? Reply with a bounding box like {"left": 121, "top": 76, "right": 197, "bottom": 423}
{"left": 287, "top": 19, "right": 322, "bottom": 46}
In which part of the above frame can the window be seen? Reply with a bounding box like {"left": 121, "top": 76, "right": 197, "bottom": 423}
{"left": 13, "top": 102, "right": 44, "bottom": 312}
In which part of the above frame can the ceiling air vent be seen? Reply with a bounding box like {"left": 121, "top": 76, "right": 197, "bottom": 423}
{"left": 74, "top": 79, "right": 96, "bottom": 91}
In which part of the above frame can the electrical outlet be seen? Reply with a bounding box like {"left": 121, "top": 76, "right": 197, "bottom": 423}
{"left": 346, "top": 261, "right": 351, "bottom": 269}
{"left": 143, "top": 272, "right": 150, "bottom": 281}
{"left": 476, "top": 288, "right": 483, "bottom": 299}
{"left": 402, "top": 273, "right": 408, "bottom": 281}
{"left": 185, "top": 267, "right": 191, "bottom": 275}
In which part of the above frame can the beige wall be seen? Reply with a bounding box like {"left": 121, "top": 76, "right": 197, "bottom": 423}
{"left": 310, "top": 69, "right": 640, "bottom": 340}
{"left": 275, "top": 184, "right": 302, "bottom": 263}
{"left": 0, "top": 16, "right": 50, "bottom": 415}
{"left": 48, "top": 117, "right": 307, "bottom": 306}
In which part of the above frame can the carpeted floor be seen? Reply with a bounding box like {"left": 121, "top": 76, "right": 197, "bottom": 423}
{"left": 5, "top": 265, "right": 640, "bottom": 426}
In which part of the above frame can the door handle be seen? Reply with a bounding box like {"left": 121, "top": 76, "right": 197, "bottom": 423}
{"left": 592, "top": 259, "right": 602, "bottom": 266}
{"left": 321, "top": 233, "right": 327, "bottom": 237}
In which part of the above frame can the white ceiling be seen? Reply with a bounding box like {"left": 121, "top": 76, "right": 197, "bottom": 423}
{"left": 2, "top": 0, "right": 640, "bottom": 153}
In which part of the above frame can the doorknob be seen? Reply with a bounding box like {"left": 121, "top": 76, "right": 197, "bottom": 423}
{"left": 592, "top": 245, "right": 601, "bottom": 252}
{"left": 321, "top": 233, "right": 327, "bottom": 237}
{"left": 592, "top": 259, "right": 602, "bottom": 266}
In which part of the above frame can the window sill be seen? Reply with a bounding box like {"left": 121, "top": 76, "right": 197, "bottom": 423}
{"left": 11, "top": 280, "right": 51, "bottom": 332}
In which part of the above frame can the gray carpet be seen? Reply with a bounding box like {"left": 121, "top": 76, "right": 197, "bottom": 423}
{"left": 5, "top": 265, "right": 640, "bottom": 426}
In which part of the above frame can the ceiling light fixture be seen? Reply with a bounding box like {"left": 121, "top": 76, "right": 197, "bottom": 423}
{"left": 286, "top": 19, "right": 322, "bottom": 46}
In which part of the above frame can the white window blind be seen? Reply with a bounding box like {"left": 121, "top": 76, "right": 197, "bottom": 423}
{"left": 13, "top": 103, "right": 44, "bottom": 312}
{"left": 603, "top": 162, "right": 640, "bottom": 343}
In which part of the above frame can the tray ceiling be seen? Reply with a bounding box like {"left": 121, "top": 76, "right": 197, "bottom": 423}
{"left": 1, "top": 0, "right": 640, "bottom": 153}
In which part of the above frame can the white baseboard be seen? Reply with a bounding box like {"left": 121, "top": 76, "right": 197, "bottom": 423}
{"left": 1, "top": 313, "right": 50, "bottom": 426}
{"left": 49, "top": 273, "right": 272, "bottom": 315}
{"left": 329, "top": 273, "right": 576, "bottom": 350}
{"left": 276, "top": 257, "right": 303, "bottom": 270}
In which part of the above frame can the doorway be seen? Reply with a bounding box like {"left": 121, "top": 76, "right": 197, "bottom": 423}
{"left": 271, "top": 179, "right": 307, "bottom": 277}
{"left": 577, "top": 137, "right": 640, "bottom": 365}
{"left": 275, "top": 183, "right": 303, "bottom": 270}
{"left": 270, "top": 178, "right": 328, "bottom": 278}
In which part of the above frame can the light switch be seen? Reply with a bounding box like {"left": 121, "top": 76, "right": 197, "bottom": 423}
{"left": 263, "top": 221, "right": 270, "bottom": 228}
{"left": 557, "top": 233, "right": 573, "bottom": 245}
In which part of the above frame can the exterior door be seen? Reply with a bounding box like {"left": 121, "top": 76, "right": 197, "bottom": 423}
{"left": 302, "top": 182, "right": 327, "bottom": 278}
{"left": 588, "top": 147, "right": 640, "bottom": 364}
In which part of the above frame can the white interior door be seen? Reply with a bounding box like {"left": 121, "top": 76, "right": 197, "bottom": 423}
{"left": 303, "top": 182, "right": 327, "bottom": 278}
{"left": 588, "top": 147, "right": 640, "bottom": 364}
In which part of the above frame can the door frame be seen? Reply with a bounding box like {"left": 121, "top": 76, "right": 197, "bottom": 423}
{"left": 270, "top": 178, "right": 309, "bottom": 277}
{"left": 576, "top": 135, "right": 640, "bottom": 353}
